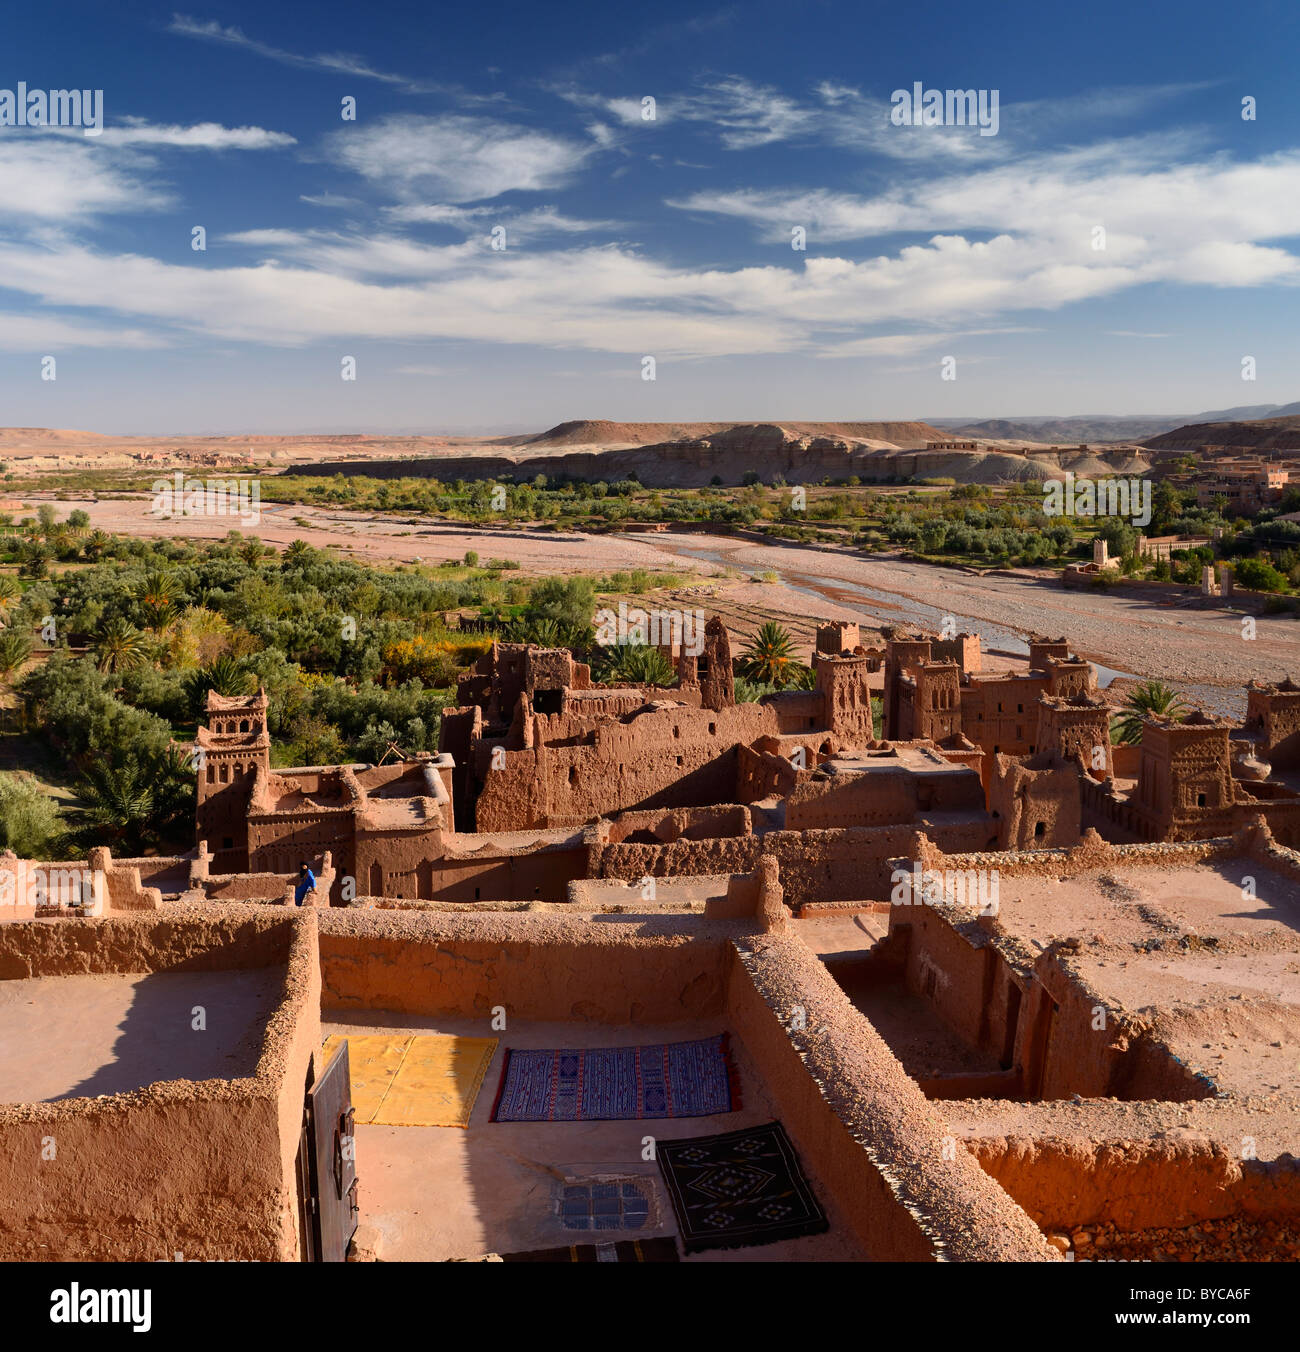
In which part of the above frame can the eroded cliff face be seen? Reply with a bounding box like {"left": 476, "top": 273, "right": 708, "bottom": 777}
{"left": 297, "top": 421, "right": 1155, "bottom": 487}
{"left": 1144, "top": 414, "right": 1300, "bottom": 451}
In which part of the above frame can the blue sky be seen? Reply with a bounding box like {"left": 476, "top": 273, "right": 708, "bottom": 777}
{"left": 2, "top": 0, "right": 1299, "bottom": 434}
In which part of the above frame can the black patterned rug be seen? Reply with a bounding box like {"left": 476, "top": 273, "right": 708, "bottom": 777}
{"left": 656, "top": 1121, "right": 828, "bottom": 1253}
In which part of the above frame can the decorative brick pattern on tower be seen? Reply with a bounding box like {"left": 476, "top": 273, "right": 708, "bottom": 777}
{"left": 1134, "top": 713, "right": 1237, "bottom": 840}
{"left": 813, "top": 650, "right": 875, "bottom": 743}
{"left": 1036, "top": 693, "right": 1114, "bottom": 779}
{"left": 1244, "top": 678, "right": 1300, "bottom": 769}
{"left": 195, "top": 689, "right": 271, "bottom": 870}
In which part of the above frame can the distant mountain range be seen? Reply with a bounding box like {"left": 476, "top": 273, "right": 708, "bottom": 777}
{"left": 929, "top": 404, "right": 1300, "bottom": 444}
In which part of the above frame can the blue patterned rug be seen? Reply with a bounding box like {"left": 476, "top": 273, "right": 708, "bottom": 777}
{"left": 489, "top": 1033, "right": 737, "bottom": 1122}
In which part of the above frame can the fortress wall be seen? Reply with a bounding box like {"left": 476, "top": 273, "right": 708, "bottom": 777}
{"left": 969, "top": 1137, "right": 1300, "bottom": 1231}
{"left": 724, "top": 935, "right": 1055, "bottom": 1262}
{"left": 425, "top": 845, "right": 588, "bottom": 903}
{"left": 0, "top": 910, "right": 318, "bottom": 1262}
{"left": 594, "top": 822, "right": 996, "bottom": 910}
{"left": 895, "top": 903, "right": 998, "bottom": 1051}
{"left": 316, "top": 910, "right": 732, "bottom": 1023}
{"left": 603, "top": 804, "right": 752, "bottom": 843}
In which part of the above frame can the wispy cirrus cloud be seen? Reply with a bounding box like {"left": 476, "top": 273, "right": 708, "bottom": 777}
{"left": 46, "top": 117, "right": 295, "bottom": 149}
{"left": 167, "top": 13, "right": 500, "bottom": 100}
{"left": 0, "top": 312, "right": 165, "bottom": 350}
{"left": 562, "top": 76, "right": 1223, "bottom": 163}
{"left": 384, "top": 203, "right": 619, "bottom": 243}
{"left": 170, "top": 13, "right": 420, "bottom": 88}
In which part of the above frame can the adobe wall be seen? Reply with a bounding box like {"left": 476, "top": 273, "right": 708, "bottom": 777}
{"left": 475, "top": 701, "right": 780, "bottom": 830}
{"left": 316, "top": 909, "right": 734, "bottom": 1023}
{"left": 604, "top": 804, "right": 752, "bottom": 843}
{"left": 102, "top": 853, "right": 190, "bottom": 904}
{"left": 204, "top": 872, "right": 296, "bottom": 901}
{"left": 0, "top": 910, "right": 319, "bottom": 1261}
{"left": 896, "top": 902, "right": 1002, "bottom": 1053}
{"left": 736, "top": 742, "right": 802, "bottom": 800}
{"left": 886, "top": 835, "right": 1247, "bottom": 1102}
{"left": 1246, "top": 683, "right": 1300, "bottom": 769}
{"left": 989, "top": 757, "right": 1081, "bottom": 850}
{"left": 970, "top": 1136, "right": 1300, "bottom": 1231}
{"left": 723, "top": 933, "right": 1056, "bottom": 1261}
{"left": 423, "top": 844, "right": 588, "bottom": 903}
{"left": 766, "top": 689, "right": 825, "bottom": 734}
{"left": 1032, "top": 951, "right": 1212, "bottom": 1102}
{"left": 595, "top": 821, "right": 996, "bottom": 910}
{"left": 959, "top": 673, "right": 1053, "bottom": 755}
{"left": 249, "top": 806, "right": 356, "bottom": 878}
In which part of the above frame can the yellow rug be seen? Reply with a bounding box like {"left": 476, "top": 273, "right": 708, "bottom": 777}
{"left": 322, "top": 1034, "right": 499, "bottom": 1128}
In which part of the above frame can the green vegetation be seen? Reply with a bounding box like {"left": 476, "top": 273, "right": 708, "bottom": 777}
{"left": 1112, "top": 680, "right": 1191, "bottom": 745}
{"left": 0, "top": 772, "right": 65, "bottom": 857}
{"left": 0, "top": 513, "right": 679, "bottom": 854}
{"left": 738, "top": 622, "right": 813, "bottom": 691}
{"left": 597, "top": 643, "right": 677, "bottom": 686}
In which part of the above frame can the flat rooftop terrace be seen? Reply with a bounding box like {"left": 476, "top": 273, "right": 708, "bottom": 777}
{"left": 993, "top": 858, "right": 1300, "bottom": 949}
{"left": 0, "top": 968, "right": 283, "bottom": 1102}
{"left": 994, "top": 857, "right": 1300, "bottom": 1097}
{"left": 323, "top": 1011, "right": 864, "bottom": 1264}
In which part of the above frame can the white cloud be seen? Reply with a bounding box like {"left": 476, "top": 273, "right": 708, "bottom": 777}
{"left": 564, "top": 77, "right": 1220, "bottom": 164}
{"left": 89, "top": 119, "right": 295, "bottom": 149}
{"left": 669, "top": 141, "right": 1300, "bottom": 299}
{"left": 325, "top": 114, "right": 596, "bottom": 202}
{"left": 0, "top": 312, "right": 164, "bottom": 350}
{"left": 168, "top": 13, "right": 444, "bottom": 93}
{"left": 3, "top": 121, "right": 1298, "bottom": 366}
{"left": 383, "top": 203, "right": 618, "bottom": 240}
{"left": 0, "top": 138, "right": 168, "bottom": 219}
{"left": 300, "top": 192, "right": 362, "bottom": 208}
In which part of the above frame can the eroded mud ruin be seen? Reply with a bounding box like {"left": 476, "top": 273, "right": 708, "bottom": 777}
{"left": 4, "top": 617, "right": 1299, "bottom": 1263}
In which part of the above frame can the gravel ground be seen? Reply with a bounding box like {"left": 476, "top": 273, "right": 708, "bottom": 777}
{"left": 641, "top": 534, "right": 1298, "bottom": 702}
{"left": 48, "top": 499, "right": 1297, "bottom": 701}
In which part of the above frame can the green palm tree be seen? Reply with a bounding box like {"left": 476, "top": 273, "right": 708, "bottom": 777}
{"left": 94, "top": 618, "right": 148, "bottom": 674}
{"left": 74, "top": 759, "right": 157, "bottom": 851}
{"left": 0, "top": 574, "right": 20, "bottom": 621}
{"left": 1112, "top": 680, "right": 1190, "bottom": 745}
{"left": 74, "top": 747, "right": 194, "bottom": 852}
{"left": 83, "top": 530, "right": 111, "bottom": 560}
{"left": 739, "top": 621, "right": 808, "bottom": 690}
{"left": 200, "top": 654, "right": 255, "bottom": 698}
{"left": 606, "top": 643, "right": 676, "bottom": 686}
{"left": 147, "top": 744, "right": 198, "bottom": 836}
{"left": 18, "top": 541, "right": 49, "bottom": 579}
{"left": 141, "top": 569, "right": 180, "bottom": 608}
{"left": 282, "top": 540, "right": 313, "bottom": 570}
{"left": 0, "top": 627, "right": 32, "bottom": 679}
